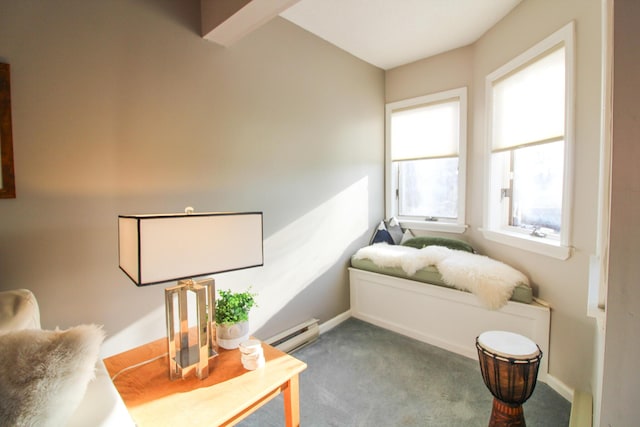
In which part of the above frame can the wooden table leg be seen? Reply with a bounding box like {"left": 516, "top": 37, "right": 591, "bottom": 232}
{"left": 283, "top": 374, "right": 301, "bottom": 427}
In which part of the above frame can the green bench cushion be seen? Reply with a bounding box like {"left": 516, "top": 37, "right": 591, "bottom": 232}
{"left": 350, "top": 257, "right": 533, "bottom": 304}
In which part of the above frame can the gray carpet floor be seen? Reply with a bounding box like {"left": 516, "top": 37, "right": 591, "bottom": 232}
{"left": 239, "top": 318, "right": 571, "bottom": 427}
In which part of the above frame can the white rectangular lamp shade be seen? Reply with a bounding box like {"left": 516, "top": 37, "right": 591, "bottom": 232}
{"left": 118, "top": 212, "right": 263, "bottom": 286}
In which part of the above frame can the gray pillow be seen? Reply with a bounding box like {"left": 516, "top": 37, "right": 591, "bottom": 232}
{"left": 384, "top": 218, "right": 404, "bottom": 245}
{"left": 370, "top": 221, "right": 395, "bottom": 245}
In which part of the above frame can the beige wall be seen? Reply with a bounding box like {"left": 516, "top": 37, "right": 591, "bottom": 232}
{"left": 5, "top": 0, "right": 628, "bottom": 409}
{"left": 386, "top": 0, "right": 602, "bottom": 394}
{"left": 0, "top": 0, "right": 384, "bottom": 355}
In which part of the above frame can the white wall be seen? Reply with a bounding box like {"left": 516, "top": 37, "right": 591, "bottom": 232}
{"left": 0, "top": 0, "right": 384, "bottom": 355}
{"left": 386, "top": 0, "right": 602, "bottom": 395}
{"left": 599, "top": 0, "right": 640, "bottom": 424}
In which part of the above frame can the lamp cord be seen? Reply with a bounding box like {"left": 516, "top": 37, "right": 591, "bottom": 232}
{"left": 110, "top": 352, "right": 168, "bottom": 381}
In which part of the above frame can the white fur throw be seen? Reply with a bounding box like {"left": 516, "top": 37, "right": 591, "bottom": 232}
{"left": 0, "top": 324, "right": 105, "bottom": 426}
{"left": 353, "top": 244, "right": 529, "bottom": 309}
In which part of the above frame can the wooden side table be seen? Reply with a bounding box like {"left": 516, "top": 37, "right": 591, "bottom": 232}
{"left": 104, "top": 337, "right": 307, "bottom": 427}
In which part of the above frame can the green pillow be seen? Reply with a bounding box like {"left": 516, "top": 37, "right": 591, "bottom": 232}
{"left": 402, "top": 236, "right": 475, "bottom": 253}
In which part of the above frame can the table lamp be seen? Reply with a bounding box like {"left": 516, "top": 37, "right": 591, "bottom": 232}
{"left": 118, "top": 208, "right": 263, "bottom": 380}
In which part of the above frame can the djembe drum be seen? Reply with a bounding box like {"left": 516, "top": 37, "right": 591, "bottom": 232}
{"left": 476, "top": 331, "right": 542, "bottom": 427}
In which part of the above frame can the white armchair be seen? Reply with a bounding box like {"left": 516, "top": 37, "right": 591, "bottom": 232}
{"left": 0, "top": 289, "right": 135, "bottom": 426}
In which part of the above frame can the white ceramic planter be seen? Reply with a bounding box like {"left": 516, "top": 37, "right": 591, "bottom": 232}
{"left": 216, "top": 321, "right": 250, "bottom": 350}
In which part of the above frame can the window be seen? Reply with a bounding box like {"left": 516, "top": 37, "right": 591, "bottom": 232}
{"left": 385, "top": 87, "right": 467, "bottom": 233}
{"left": 483, "top": 22, "right": 574, "bottom": 259}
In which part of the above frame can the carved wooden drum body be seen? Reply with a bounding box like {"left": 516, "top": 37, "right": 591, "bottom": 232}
{"left": 476, "top": 331, "right": 542, "bottom": 427}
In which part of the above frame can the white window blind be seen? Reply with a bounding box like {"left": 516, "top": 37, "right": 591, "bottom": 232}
{"left": 492, "top": 46, "right": 565, "bottom": 152}
{"left": 390, "top": 99, "right": 460, "bottom": 161}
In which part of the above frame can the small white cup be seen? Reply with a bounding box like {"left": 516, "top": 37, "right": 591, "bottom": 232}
{"left": 242, "top": 357, "right": 265, "bottom": 370}
{"left": 239, "top": 339, "right": 262, "bottom": 355}
{"left": 239, "top": 339, "right": 265, "bottom": 370}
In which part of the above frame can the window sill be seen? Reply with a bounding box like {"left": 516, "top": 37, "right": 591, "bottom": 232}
{"left": 480, "top": 228, "right": 572, "bottom": 260}
{"left": 400, "top": 220, "right": 468, "bottom": 234}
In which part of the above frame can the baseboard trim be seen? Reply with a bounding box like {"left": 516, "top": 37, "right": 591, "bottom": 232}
{"left": 319, "top": 310, "right": 351, "bottom": 335}
{"left": 545, "top": 373, "right": 574, "bottom": 402}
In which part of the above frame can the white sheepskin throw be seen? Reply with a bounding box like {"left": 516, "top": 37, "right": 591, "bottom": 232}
{"left": 0, "top": 324, "right": 105, "bottom": 426}
{"left": 437, "top": 250, "right": 529, "bottom": 309}
{"left": 354, "top": 244, "right": 529, "bottom": 309}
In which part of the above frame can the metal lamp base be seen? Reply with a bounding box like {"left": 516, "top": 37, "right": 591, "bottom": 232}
{"left": 165, "top": 278, "right": 218, "bottom": 380}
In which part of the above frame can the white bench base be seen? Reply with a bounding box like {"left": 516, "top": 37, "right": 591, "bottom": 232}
{"left": 349, "top": 267, "right": 550, "bottom": 382}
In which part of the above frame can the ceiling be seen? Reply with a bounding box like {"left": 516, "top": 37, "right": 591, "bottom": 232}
{"left": 280, "top": 0, "right": 523, "bottom": 70}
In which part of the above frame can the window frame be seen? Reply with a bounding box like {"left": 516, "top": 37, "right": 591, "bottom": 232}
{"left": 385, "top": 87, "right": 468, "bottom": 233}
{"left": 482, "top": 22, "right": 575, "bottom": 260}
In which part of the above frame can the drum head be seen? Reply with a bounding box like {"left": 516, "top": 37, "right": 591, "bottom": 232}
{"left": 477, "top": 330, "right": 539, "bottom": 359}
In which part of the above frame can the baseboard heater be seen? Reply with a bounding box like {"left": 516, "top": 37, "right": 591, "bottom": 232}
{"left": 266, "top": 318, "right": 320, "bottom": 353}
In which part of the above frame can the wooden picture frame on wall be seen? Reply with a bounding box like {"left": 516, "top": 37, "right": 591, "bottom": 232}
{"left": 0, "top": 62, "right": 16, "bottom": 198}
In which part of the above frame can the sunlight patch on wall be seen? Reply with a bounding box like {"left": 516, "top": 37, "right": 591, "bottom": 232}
{"left": 215, "top": 176, "right": 369, "bottom": 331}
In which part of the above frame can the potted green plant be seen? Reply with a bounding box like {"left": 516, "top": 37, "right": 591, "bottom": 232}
{"left": 215, "top": 288, "right": 257, "bottom": 349}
